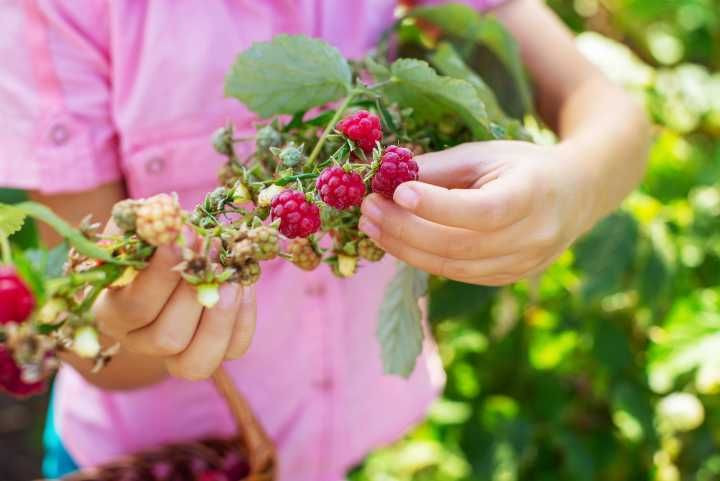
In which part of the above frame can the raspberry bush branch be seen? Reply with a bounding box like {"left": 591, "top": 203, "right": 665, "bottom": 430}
{"left": 0, "top": 4, "right": 535, "bottom": 389}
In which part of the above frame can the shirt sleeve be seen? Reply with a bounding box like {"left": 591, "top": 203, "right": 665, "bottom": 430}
{"left": 0, "top": 0, "right": 122, "bottom": 194}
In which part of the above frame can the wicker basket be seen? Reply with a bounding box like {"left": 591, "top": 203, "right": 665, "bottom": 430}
{"left": 43, "top": 368, "right": 276, "bottom": 481}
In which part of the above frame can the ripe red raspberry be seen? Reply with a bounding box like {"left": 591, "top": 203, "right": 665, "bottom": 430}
{"left": 371, "top": 145, "right": 419, "bottom": 198}
{"left": 316, "top": 166, "right": 366, "bottom": 210}
{"left": 336, "top": 110, "right": 383, "bottom": 153}
{"left": 270, "top": 190, "right": 321, "bottom": 238}
{"left": 0, "top": 267, "right": 35, "bottom": 325}
{"left": 0, "top": 346, "right": 45, "bottom": 398}
{"left": 197, "top": 471, "right": 229, "bottom": 481}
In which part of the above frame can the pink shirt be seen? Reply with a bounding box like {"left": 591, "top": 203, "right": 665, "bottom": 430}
{"left": 0, "top": 1, "right": 504, "bottom": 480}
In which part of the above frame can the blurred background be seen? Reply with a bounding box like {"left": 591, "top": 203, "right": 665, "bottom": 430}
{"left": 3, "top": 0, "right": 720, "bottom": 480}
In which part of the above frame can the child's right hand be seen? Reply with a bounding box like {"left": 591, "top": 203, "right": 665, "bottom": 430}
{"left": 94, "top": 231, "right": 256, "bottom": 381}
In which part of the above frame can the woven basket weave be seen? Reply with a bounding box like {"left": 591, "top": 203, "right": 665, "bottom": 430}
{"left": 43, "top": 368, "right": 276, "bottom": 481}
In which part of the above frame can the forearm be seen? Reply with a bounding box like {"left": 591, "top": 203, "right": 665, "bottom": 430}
{"left": 496, "top": 0, "right": 650, "bottom": 231}
{"left": 557, "top": 76, "right": 650, "bottom": 231}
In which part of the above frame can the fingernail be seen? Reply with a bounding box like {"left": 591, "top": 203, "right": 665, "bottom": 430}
{"left": 359, "top": 216, "right": 381, "bottom": 239}
{"left": 219, "top": 283, "right": 239, "bottom": 308}
{"left": 362, "top": 198, "right": 382, "bottom": 222}
{"left": 394, "top": 185, "right": 418, "bottom": 209}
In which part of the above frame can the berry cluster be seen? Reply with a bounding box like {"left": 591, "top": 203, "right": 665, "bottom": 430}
{"left": 0, "top": 104, "right": 419, "bottom": 397}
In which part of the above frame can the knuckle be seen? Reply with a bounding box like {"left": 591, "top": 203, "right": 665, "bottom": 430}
{"left": 151, "top": 330, "right": 188, "bottom": 355}
{"left": 167, "top": 358, "right": 213, "bottom": 381}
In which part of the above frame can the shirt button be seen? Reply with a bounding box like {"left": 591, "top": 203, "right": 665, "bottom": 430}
{"left": 304, "top": 282, "right": 326, "bottom": 297}
{"left": 313, "top": 378, "right": 334, "bottom": 391}
{"left": 145, "top": 156, "right": 165, "bottom": 175}
{"left": 49, "top": 124, "right": 70, "bottom": 145}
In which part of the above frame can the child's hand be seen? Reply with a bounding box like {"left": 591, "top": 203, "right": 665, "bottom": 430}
{"left": 359, "top": 141, "right": 598, "bottom": 286}
{"left": 94, "top": 226, "right": 256, "bottom": 381}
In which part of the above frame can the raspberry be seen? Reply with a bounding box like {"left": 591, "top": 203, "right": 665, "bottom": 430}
{"left": 230, "top": 238, "right": 255, "bottom": 265}
{"left": 276, "top": 142, "right": 305, "bottom": 167}
{"left": 135, "top": 193, "right": 184, "bottom": 246}
{"left": 198, "top": 471, "right": 229, "bottom": 481}
{"left": 256, "top": 125, "right": 282, "bottom": 150}
{"left": 371, "top": 145, "right": 419, "bottom": 198}
{"left": 288, "top": 238, "right": 321, "bottom": 271}
{"left": 111, "top": 199, "right": 140, "bottom": 232}
{"left": 270, "top": 190, "right": 321, "bottom": 238}
{"left": 248, "top": 225, "right": 280, "bottom": 260}
{"left": 0, "top": 268, "right": 35, "bottom": 325}
{"left": 316, "top": 166, "right": 366, "bottom": 210}
{"left": 358, "top": 238, "right": 385, "bottom": 262}
{"left": 235, "top": 259, "right": 261, "bottom": 286}
{"left": 212, "top": 125, "right": 234, "bottom": 156}
{"left": 337, "top": 110, "right": 383, "bottom": 153}
{"left": 0, "top": 346, "right": 45, "bottom": 398}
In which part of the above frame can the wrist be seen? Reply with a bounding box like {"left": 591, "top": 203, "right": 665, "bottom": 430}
{"left": 553, "top": 139, "right": 605, "bottom": 236}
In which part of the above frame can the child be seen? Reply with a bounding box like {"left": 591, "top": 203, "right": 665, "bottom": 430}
{"left": 0, "top": 1, "right": 649, "bottom": 480}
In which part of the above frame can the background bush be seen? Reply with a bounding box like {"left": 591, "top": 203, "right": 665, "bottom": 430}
{"left": 351, "top": 1, "right": 720, "bottom": 480}
{"left": 2, "top": 1, "right": 720, "bottom": 480}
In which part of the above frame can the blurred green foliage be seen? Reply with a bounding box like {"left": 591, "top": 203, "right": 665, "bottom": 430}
{"left": 351, "top": 1, "right": 720, "bottom": 480}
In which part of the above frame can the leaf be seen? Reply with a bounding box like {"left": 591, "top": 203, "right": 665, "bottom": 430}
{"left": 46, "top": 242, "right": 70, "bottom": 278}
{"left": 573, "top": 212, "right": 638, "bottom": 301}
{"left": 0, "top": 203, "right": 28, "bottom": 237}
{"left": 11, "top": 249, "right": 46, "bottom": 302}
{"left": 13, "top": 202, "right": 136, "bottom": 266}
{"left": 377, "top": 262, "right": 429, "bottom": 377}
{"left": 429, "top": 42, "right": 506, "bottom": 122}
{"left": 225, "top": 35, "right": 352, "bottom": 117}
{"left": 381, "top": 58, "right": 492, "bottom": 140}
{"left": 409, "top": 4, "right": 534, "bottom": 115}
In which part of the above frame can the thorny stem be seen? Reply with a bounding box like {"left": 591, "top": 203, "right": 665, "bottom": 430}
{"left": 306, "top": 91, "right": 357, "bottom": 168}
{"left": 0, "top": 229, "right": 11, "bottom": 266}
{"left": 270, "top": 172, "right": 319, "bottom": 186}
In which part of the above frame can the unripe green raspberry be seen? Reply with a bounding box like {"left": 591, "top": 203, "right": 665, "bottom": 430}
{"left": 111, "top": 199, "right": 140, "bottom": 232}
{"left": 231, "top": 239, "right": 255, "bottom": 265}
{"left": 257, "top": 184, "right": 285, "bottom": 207}
{"left": 358, "top": 238, "right": 385, "bottom": 262}
{"left": 236, "top": 259, "right": 261, "bottom": 286}
{"left": 278, "top": 143, "right": 304, "bottom": 167}
{"left": 256, "top": 125, "right": 282, "bottom": 150}
{"left": 248, "top": 226, "right": 279, "bottom": 260}
{"left": 212, "top": 125, "right": 234, "bottom": 156}
{"left": 333, "top": 254, "right": 358, "bottom": 278}
{"left": 288, "top": 238, "right": 321, "bottom": 271}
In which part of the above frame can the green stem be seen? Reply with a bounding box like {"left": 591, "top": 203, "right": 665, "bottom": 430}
{"left": 0, "top": 229, "right": 11, "bottom": 265}
{"left": 273, "top": 173, "right": 319, "bottom": 186}
{"left": 306, "top": 92, "right": 357, "bottom": 168}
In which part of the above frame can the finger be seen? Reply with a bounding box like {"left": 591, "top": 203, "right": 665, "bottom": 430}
{"left": 360, "top": 197, "right": 508, "bottom": 260}
{"left": 225, "top": 285, "right": 257, "bottom": 359}
{"left": 165, "top": 283, "right": 240, "bottom": 380}
{"left": 414, "top": 143, "right": 488, "bottom": 188}
{"left": 367, "top": 226, "right": 539, "bottom": 284}
{"left": 94, "top": 244, "right": 183, "bottom": 337}
{"left": 390, "top": 174, "right": 532, "bottom": 231}
{"left": 123, "top": 281, "right": 203, "bottom": 356}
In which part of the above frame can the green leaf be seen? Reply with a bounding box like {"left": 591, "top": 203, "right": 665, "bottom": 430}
{"left": 46, "top": 242, "right": 70, "bottom": 278}
{"left": 0, "top": 203, "right": 28, "bottom": 237}
{"left": 573, "top": 212, "right": 638, "bottom": 301}
{"left": 409, "top": 4, "right": 534, "bottom": 115}
{"left": 429, "top": 42, "right": 505, "bottom": 121}
{"left": 381, "top": 58, "right": 492, "bottom": 140}
{"left": 225, "top": 35, "right": 352, "bottom": 117}
{"left": 13, "top": 202, "right": 136, "bottom": 266}
{"left": 377, "top": 262, "right": 429, "bottom": 377}
{"left": 11, "top": 249, "right": 46, "bottom": 302}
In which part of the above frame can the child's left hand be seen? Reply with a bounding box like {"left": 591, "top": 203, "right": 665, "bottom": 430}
{"left": 359, "top": 140, "right": 598, "bottom": 285}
